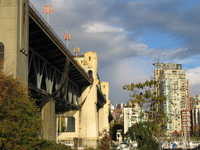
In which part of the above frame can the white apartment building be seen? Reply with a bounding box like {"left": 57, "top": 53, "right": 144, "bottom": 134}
{"left": 153, "top": 63, "right": 189, "bottom": 135}
{"left": 123, "top": 104, "right": 148, "bottom": 134}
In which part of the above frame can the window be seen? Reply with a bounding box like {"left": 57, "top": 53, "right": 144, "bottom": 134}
{"left": 88, "top": 70, "right": 93, "bottom": 78}
{"left": 23, "top": 3, "right": 26, "bottom": 24}
{"left": 0, "top": 42, "right": 4, "bottom": 60}
{"left": 0, "top": 42, "right": 4, "bottom": 69}
{"left": 172, "top": 71, "right": 177, "bottom": 75}
{"left": 155, "top": 65, "right": 161, "bottom": 69}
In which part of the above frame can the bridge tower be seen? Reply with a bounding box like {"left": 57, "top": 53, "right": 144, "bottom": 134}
{"left": 56, "top": 52, "right": 110, "bottom": 148}
{"left": 0, "top": 0, "right": 29, "bottom": 84}
{"left": 99, "top": 82, "right": 110, "bottom": 133}
{"left": 0, "top": 0, "right": 56, "bottom": 141}
{"left": 76, "top": 52, "right": 110, "bottom": 147}
{"left": 79, "top": 52, "right": 100, "bottom": 147}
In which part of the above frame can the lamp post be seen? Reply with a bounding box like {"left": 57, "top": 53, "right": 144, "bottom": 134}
{"left": 69, "top": 41, "right": 80, "bottom": 59}
{"left": 46, "top": 0, "right": 49, "bottom": 24}
{"left": 53, "top": 27, "right": 71, "bottom": 48}
{"left": 69, "top": 41, "right": 77, "bottom": 48}
{"left": 43, "top": 0, "right": 52, "bottom": 24}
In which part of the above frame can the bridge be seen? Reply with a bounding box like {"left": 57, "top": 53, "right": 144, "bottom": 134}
{"left": 0, "top": 0, "right": 112, "bottom": 148}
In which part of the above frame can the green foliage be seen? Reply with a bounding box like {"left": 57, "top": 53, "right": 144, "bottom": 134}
{"left": 123, "top": 80, "right": 168, "bottom": 149}
{"left": 0, "top": 70, "right": 73, "bottom": 150}
{"left": 0, "top": 71, "right": 41, "bottom": 149}
{"left": 126, "top": 122, "right": 159, "bottom": 150}
{"left": 33, "top": 139, "right": 72, "bottom": 150}
{"left": 0, "top": 71, "right": 72, "bottom": 150}
{"left": 84, "top": 146, "right": 98, "bottom": 150}
{"left": 123, "top": 80, "right": 168, "bottom": 134}
{"left": 123, "top": 80, "right": 164, "bottom": 109}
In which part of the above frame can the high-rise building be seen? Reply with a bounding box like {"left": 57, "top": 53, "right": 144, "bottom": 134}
{"left": 116, "top": 103, "right": 125, "bottom": 109}
{"left": 153, "top": 63, "right": 189, "bottom": 135}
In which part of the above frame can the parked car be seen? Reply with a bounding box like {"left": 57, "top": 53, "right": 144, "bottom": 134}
{"left": 117, "top": 143, "right": 130, "bottom": 150}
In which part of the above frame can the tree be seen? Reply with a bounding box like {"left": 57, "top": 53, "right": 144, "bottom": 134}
{"left": 126, "top": 122, "right": 159, "bottom": 150}
{"left": 0, "top": 68, "right": 72, "bottom": 149}
{"left": 0, "top": 70, "right": 42, "bottom": 149}
{"left": 98, "top": 128, "right": 111, "bottom": 150}
{"left": 123, "top": 80, "right": 168, "bottom": 149}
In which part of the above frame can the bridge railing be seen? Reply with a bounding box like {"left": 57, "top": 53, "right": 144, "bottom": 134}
{"left": 29, "top": 2, "right": 72, "bottom": 55}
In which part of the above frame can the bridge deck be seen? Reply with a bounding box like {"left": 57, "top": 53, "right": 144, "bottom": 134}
{"left": 28, "top": 2, "right": 106, "bottom": 113}
{"left": 29, "top": 2, "right": 93, "bottom": 87}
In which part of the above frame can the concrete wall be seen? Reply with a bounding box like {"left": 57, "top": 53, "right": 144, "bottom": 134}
{"left": 0, "top": 0, "right": 57, "bottom": 142}
{"left": 42, "top": 99, "right": 56, "bottom": 141}
{"left": 99, "top": 82, "right": 110, "bottom": 132}
{"left": 56, "top": 110, "right": 80, "bottom": 141}
{"left": 80, "top": 52, "right": 99, "bottom": 147}
{"left": 0, "top": 0, "right": 29, "bottom": 85}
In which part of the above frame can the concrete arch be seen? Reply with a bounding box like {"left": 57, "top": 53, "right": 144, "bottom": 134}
{"left": 111, "top": 124, "right": 124, "bottom": 141}
{"left": 58, "top": 116, "right": 75, "bottom": 132}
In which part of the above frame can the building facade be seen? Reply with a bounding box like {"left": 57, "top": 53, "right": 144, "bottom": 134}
{"left": 153, "top": 63, "right": 189, "bottom": 135}
{"left": 116, "top": 103, "right": 125, "bottom": 109}
{"left": 123, "top": 103, "right": 148, "bottom": 134}
{"left": 191, "top": 95, "right": 200, "bottom": 137}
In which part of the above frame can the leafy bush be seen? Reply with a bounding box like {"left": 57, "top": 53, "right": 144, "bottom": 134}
{"left": 126, "top": 122, "right": 159, "bottom": 150}
{"left": 0, "top": 71, "right": 41, "bottom": 149}
{"left": 33, "top": 139, "right": 72, "bottom": 150}
{"left": 0, "top": 71, "right": 72, "bottom": 150}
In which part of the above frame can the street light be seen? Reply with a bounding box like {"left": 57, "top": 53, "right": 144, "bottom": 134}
{"left": 69, "top": 41, "right": 80, "bottom": 59}
{"left": 43, "top": 0, "right": 52, "bottom": 24}
{"left": 53, "top": 27, "right": 71, "bottom": 48}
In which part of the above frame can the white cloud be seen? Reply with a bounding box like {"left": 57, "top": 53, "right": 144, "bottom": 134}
{"left": 167, "top": 21, "right": 183, "bottom": 29}
{"left": 186, "top": 67, "right": 200, "bottom": 86}
{"left": 99, "top": 57, "right": 153, "bottom": 104}
{"left": 30, "top": 0, "right": 200, "bottom": 104}
{"left": 82, "top": 22, "right": 124, "bottom": 33}
{"left": 186, "top": 67, "right": 200, "bottom": 96}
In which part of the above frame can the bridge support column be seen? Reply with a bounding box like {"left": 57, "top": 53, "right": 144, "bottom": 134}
{"left": 41, "top": 98, "right": 56, "bottom": 141}
{"left": 0, "top": 0, "right": 29, "bottom": 85}
{"left": 80, "top": 86, "right": 99, "bottom": 147}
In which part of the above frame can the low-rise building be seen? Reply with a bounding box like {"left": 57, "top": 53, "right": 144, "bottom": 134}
{"left": 123, "top": 103, "right": 148, "bottom": 134}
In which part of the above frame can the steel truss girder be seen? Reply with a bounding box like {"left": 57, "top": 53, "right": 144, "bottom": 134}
{"left": 29, "top": 48, "right": 81, "bottom": 113}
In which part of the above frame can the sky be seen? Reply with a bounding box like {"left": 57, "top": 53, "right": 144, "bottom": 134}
{"left": 30, "top": 0, "right": 200, "bottom": 106}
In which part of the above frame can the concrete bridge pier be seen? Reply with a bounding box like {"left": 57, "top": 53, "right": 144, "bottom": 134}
{"left": 0, "top": 0, "right": 29, "bottom": 84}
{"left": 41, "top": 98, "right": 56, "bottom": 141}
